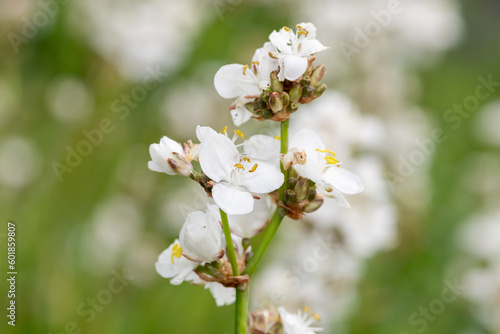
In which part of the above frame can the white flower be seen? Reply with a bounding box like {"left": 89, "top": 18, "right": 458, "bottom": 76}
{"left": 179, "top": 211, "right": 224, "bottom": 263}
{"left": 214, "top": 43, "right": 278, "bottom": 126}
{"left": 269, "top": 23, "right": 329, "bottom": 81}
{"left": 204, "top": 282, "right": 236, "bottom": 306}
{"left": 148, "top": 136, "right": 193, "bottom": 176}
{"left": 278, "top": 306, "right": 323, "bottom": 334}
{"left": 197, "top": 126, "right": 284, "bottom": 215}
{"left": 289, "top": 128, "right": 364, "bottom": 208}
{"left": 155, "top": 239, "right": 198, "bottom": 285}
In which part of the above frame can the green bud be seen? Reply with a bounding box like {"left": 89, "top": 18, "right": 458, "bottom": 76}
{"left": 287, "top": 178, "right": 297, "bottom": 189}
{"left": 281, "top": 92, "right": 290, "bottom": 107}
{"left": 314, "top": 83, "right": 327, "bottom": 97}
{"left": 310, "top": 64, "right": 327, "bottom": 86}
{"left": 260, "top": 92, "right": 269, "bottom": 103}
{"left": 244, "top": 102, "right": 254, "bottom": 112}
{"left": 253, "top": 99, "right": 267, "bottom": 111}
{"left": 269, "top": 92, "right": 283, "bottom": 113}
{"left": 285, "top": 189, "right": 296, "bottom": 202}
{"left": 295, "top": 178, "right": 310, "bottom": 202}
{"left": 268, "top": 322, "right": 284, "bottom": 334}
{"left": 303, "top": 198, "right": 324, "bottom": 213}
{"left": 300, "top": 76, "right": 311, "bottom": 86}
{"left": 289, "top": 85, "right": 303, "bottom": 103}
{"left": 302, "top": 85, "right": 314, "bottom": 98}
{"left": 270, "top": 71, "right": 283, "bottom": 92}
{"left": 308, "top": 188, "right": 317, "bottom": 201}
{"left": 289, "top": 102, "right": 298, "bottom": 112}
{"left": 257, "top": 108, "right": 274, "bottom": 119}
{"left": 288, "top": 167, "right": 298, "bottom": 180}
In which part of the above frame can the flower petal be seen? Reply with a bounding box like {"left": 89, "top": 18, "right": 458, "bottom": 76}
{"left": 243, "top": 135, "right": 280, "bottom": 164}
{"left": 290, "top": 127, "right": 325, "bottom": 166}
{"left": 204, "top": 282, "right": 236, "bottom": 306}
{"left": 323, "top": 167, "right": 364, "bottom": 194}
{"left": 199, "top": 132, "right": 240, "bottom": 182}
{"left": 299, "top": 39, "right": 329, "bottom": 56}
{"left": 228, "top": 196, "right": 273, "bottom": 238}
{"left": 212, "top": 182, "right": 254, "bottom": 215}
{"left": 282, "top": 55, "right": 308, "bottom": 81}
{"left": 239, "top": 160, "right": 284, "bottom": 194}
{"left": 231, "top": 106, "right": 253, "bottom": 126}
{"left": 196, "top": 125, "right": 218, "bottom": 142}
{"left": 214, "top": 64, "right": 261, "bottom": 99}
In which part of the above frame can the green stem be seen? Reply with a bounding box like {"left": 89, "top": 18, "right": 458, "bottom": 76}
{"left": 235, "top": 286, "right": 249, "bottom": 334}
{"left": 243, "top": 118, "right": 289, "bottom": 276}
{"left": 220, "top": 209, "right": 239, "bottom": 276}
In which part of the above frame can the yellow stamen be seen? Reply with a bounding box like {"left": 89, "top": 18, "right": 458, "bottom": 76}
{"left": 312, "top": 313, "right": 321, "bottom": 321}
{"left": 251, "top": 61, "right": 259, "bottom": 65}
{"left": 274, "top": 135, "right": 281, "bottom": 140}
{"left": 296, "top": 25, "right": 303, "bottom": 29}
{"left": 234, "top": 129, "right": 245, "bottom": 140}
{"left": 243, "top": 157, "right": 251, "bottom": 162}
{"left": 298, "top": 29, "right": 307, "bottom": 35}
{"left": 171, "top": 244, "right": 183, "bottom": 264}
{"left": 242, "top": 64, "right": 249, "bottom": 75}
{"left": 249, "top": 163, "right": 258, "bottom": 173}
{"left": 304, "top": 306, "right": 310, "bottom": 313}
{"left": 234, "top": 163, "right": 245, "bottom": 170}
{"left": 222, "top": 126, "right": 228, "bottom": 135}
{"left": 325, "top": 156, "right": 339, "bottom": 165}
{"left": 316, "top": 148, "right": 336, "bottom": 156}
{"left": 284, "top": 26, "right": 291, "bottom": 31}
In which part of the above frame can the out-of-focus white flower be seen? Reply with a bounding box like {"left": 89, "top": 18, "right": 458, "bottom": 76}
{"left": 214, "top": 44, "right": 278, "bottom": 126}
{"left": 179, "top": 211, "right": 224, "bottom": 263}
{"left": 204, "top": 282, "right": 236, "bottom": 307}
{"left": 197, "top": 126, "right": 283, "bottom": 215}
{"left": 278, "top": 306, "right": 323, "bottom": 334}
{"left": 148, "top": 136, "right": 193, "bottom": 176}
{"left": 155, "top": 239, "right": 198, "bottom": 285}
{"left": 289, "top": 128, "right": 364, "bottom": 208}
{"left": 269, "top": 23, "right": 328, "bottom": 81}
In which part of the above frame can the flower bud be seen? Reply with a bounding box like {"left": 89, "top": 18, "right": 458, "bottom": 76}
{"left": 300, "top": 76, "right": 311, "bottom": 86}
{"left": 295, "top": 178, "right": 310, "bottom": 202}
{"left": 281, "top": 92, "right": 290, "bottom": 107}
{"left": 289, "top": 85, "right": 303, "bottom": 103}
{"left": 314, "top": 83, "right": 327, "bottom": 97}
{"left": 269, "top": 92, "right": 284, "bottom": 113}
{"left": 249, "top": 310, "right": 282, "bottom": 334}
{"left": 301, "top": 85, "right": 314, "bottom": 98}
{"left": 168, "top": 152, "right": 194, "bottom": 176}
{"left": 179, "top": 211, "right": 224, "bottom": 263}
{"left": 310, "top": 64, "right": 326, "bottom": 87}
{"left": 270, "top": 71, "right": 283, "bottom": 92}
{"left": 303, "top": 198, "right": 324, "bottom": 213}
{"left": 286, "top": 189, "right": 296, "bottom": 202}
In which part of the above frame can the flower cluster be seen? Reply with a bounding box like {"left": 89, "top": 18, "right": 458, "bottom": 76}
{"left": 150, "top": 23, "right": 364, "bottom": 333}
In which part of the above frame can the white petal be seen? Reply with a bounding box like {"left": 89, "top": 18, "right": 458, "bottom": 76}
{"left": 299, "top": 39, "right": 329, "bottom": 56}
{"left": 322, "top": 167, "right": 364, "bottom": 194}
{"left": 199, "top": 133, "right": 240, "bottom": 182}
{"left": 293, "top": 159, "right": 323, "bottom": 185}
{"left": 290, "top": 127, "right": 325, "bottom": 166}
{"left": 214, "top": 64, "right": 261, "bottom": 99}
{"left": 252, "top": 45, "right": 278, "bottom": 83}
{"left": 155, "top": 240, "right": 198, "bottom": 285}
{"left": 282, "top": 55, "right": 308, "bottom": 81}
{"left": 296, "top": 22, "right": 318, "bottom": 38}
{"left": 239, "top": 160, "right": 284, "bottom": 194}
{"left": 212, "top": 182, "right": 254, "bottom": 215}
{"left": 269, "top": 29, "right": 294, "bottom": 54}
{"left": 231, "top": 106, "right": 253, "bottom": 126}
{"left": 159, "top": 136, "right": 183, "bottom": 154}
{"left": 228, "top": 196, "right": 273, "bottom": 238}
{"left": 205, "top": 282, "right": 236, "bottom": 306}
{"left": 179, "top": 211, "right": 224, "bottom": 263}
{"left": 196, "top": 125, "right": 218, "bottom": 142}
{"left": 243, "top": 135, "right": 280, "bottom": 164}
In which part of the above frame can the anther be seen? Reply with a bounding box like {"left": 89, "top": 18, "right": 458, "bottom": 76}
{"left": 222, "top": 126, "right": 228, "bottom": 135}
{"left": 316, "top": 148, "right": 336, "bottom": 156}
{"left": 242, "top": 64, "right": 249, "bottom": 75}
{"left": 234, "top": 163, "right": 245, "bottom": 170}
{"left": 243, "top": 157, "right": 251, "bottom": 162}
{"left": 249, "top": 163, "right": 258, "bottom": 173}
{"left": 234, "top": 129, "right": 245, "bottom": 140}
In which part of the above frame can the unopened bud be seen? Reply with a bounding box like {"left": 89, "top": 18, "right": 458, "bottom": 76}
{"left": 269, "top": 92, "right": 284, "bottom": 113}
{"left": 314, "top": 83, "right": 327, "bottom": 97}
{"left": 168, "top": 152, "right": 193, "bottom": 176}
{"left": 295, "top": 178, "right": 310, "bottom": 202}
{"left": 287, "top": 178, "right": 297, "bottom": 189}
{"left": 257, "top": 108, "right": 274, "bottom": 119}
{"left": 260, "top": 92, "right": 269, "bottom": 103}
{"left": 310, "top": 64, "right": 326, "bottom": 86}
{"left": 270, "top": 71, "right": 283, "bottom": 92}
{"left": 308, "top": 188, "right": 317, "bottom": 201}
{"left": 286, "top": 189, "right": 296, "bottom": 203}
{"left": 289, "top": 85, "right": 303, "bottom": 103}
{"left": 290, "top": 102, "right": 298, "bottom": 112}
{"left": 253, "top": 99, "right": 267, "bottom": 111}
{"left": 303, "top": 198, "right": 324, "bottom": 213}
{"left": 288, "top": 167, "right": 298, "bottom": 180}
{"left": 302, "top": 85, "right": 314, "bottom": 98}
{"left": 281, "top": 92, "right": 290, "bottom": 107}
{"left": 300, "top": 76, "right": 311, "bottom": 86}
{"left": 249, "top": 310, "right": 282, "bottom": 334}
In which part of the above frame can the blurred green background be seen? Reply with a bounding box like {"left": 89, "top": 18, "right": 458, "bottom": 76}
{"left": 1, "top": 1, "right": 499, "bottom": 333}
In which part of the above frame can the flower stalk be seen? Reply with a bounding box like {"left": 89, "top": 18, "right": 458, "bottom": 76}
{"left": 220, "top": 209, "right": 239, "bottom": 277}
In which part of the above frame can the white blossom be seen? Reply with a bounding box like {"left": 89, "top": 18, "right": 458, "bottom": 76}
{"left": 179, "top": 211, "right": 224, "bottom": 263}
{"left": 197, "top": 126, "right": 283, "bottom": 215}
{"left": 204, "top": 282, "right": 236, "bottom": 307}
{"left": 148, "top": 136, "right": 193, "bottom": 176}
{"left": 289, "top": 128, "right": 364, "bottom": 208}
{"left": 278, "top": 306, "right": 323, "bottom": 334}
{"left": 269, "top": 23, "right": 328, "bottom": 81}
